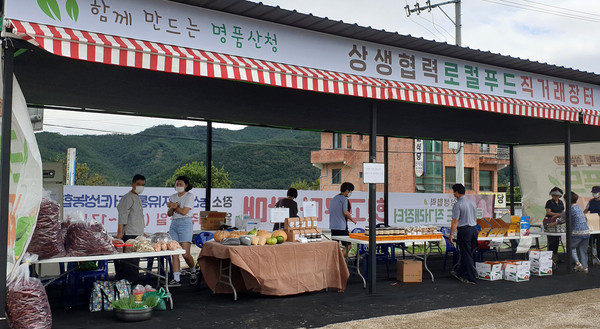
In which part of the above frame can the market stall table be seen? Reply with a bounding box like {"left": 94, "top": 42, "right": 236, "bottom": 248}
{"left": 32, "top": 249, "right": 185, "bottom": 309}
{"left": 332, "top": 236, "right": 442, "bottom": 287}
{"left": 197, "top": 241, "right": 349, "bottom": 300}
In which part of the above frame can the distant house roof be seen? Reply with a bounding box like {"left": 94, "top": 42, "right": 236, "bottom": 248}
{"left": 172, "top": 0, "right": 600, "bottom": 85}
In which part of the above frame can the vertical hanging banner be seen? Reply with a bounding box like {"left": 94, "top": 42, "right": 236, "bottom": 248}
{"left": 515, "top": 142, "right": 600, "bottom": 224}
{"left": 414, "top": 139, "right": 424, "bottom": 177}
{"left": 0, "top": 57, "right": 43, "bottom": 274}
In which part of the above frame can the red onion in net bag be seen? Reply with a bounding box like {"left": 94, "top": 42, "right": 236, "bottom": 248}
{"left": 26, "top": 197, "right": 67, "bottom": 260}
{"left": 64, "top": 218, "right": 117, "bottom": 256}
{"left": 6, "top": 254, "right": 52, "bottom": 329}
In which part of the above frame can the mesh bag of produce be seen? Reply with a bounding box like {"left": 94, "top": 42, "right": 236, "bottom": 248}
{"left": 26, "top": 193, "right": 66, "bottom": 260}
{"left": 149, "top": 232, "right": 172, "bottom": 244}
{"left": 64, "top": 218, "right": 117, "bottom": 256}
{"left": 6, "top": 253, "right": 52, "bottom": 329}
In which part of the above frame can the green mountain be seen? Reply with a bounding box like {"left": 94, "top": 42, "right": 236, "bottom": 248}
{"left": 35, "top": 125, "right": 321, "bottom": 188}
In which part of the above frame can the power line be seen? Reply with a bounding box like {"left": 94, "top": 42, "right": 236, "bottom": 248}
{"left": 483, "top": 0, "right": 600, "bottom": 23}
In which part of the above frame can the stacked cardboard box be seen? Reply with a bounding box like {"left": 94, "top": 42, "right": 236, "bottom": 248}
{"left": 397, "top": 260, "right": 422, "bottom": 283}
{"left": 284, "top": 217, "right": 321, "bottom": 242}
{"left": 200, "top": 211, "right": 227, "bottom": 230}
{"left": 503, "top": 260, "right": 530, "bottom": 282}
{"left": 529, "top": 249, "right": 553, "bottom": 276}
{"left": 476, "top": 262, "right": 503, "bottom": 281}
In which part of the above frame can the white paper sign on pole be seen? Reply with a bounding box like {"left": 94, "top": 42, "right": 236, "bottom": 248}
{"left": 303, "top": 201, "right": 317, "bottom": 217}
{"left": 363, "top": 162, "right": 385, "bottom": 184}
{"left": 269, "top": 207, "right": 289, "bottom": 223}
{"left": 414, "top": 139, "right": 424, "bottom": 177}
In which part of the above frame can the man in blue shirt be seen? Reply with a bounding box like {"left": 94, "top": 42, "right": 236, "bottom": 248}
{"left": 449, "top": 183, "right": 478, "bottom": 284}
{"left": 329, "top": 182, "right": 356, "bottom": 257}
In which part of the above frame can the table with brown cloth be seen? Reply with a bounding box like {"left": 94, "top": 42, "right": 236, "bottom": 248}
{"left": 198, "top": 240, "right": 349, "bottom": 296}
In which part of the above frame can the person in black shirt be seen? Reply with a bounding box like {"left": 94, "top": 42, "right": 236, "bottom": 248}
{"left": 273, "top": 188, "right": 299, "bottom": 230}
{"left": 544, "top": 187, "right": 565, "bottom": 263}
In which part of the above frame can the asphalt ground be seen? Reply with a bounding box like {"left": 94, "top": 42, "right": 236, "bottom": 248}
{"left": 41, "top": 248, "right": 600, "bottom": 329}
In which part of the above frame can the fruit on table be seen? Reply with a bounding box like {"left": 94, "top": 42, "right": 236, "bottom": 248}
{"left": 214, "top": 230, "right": 230, "bottom": 242}
{"left": 266, "top": 237, "right": 277, "bottom": 245}
{"left": 256, "top": 230, "right": 272, "bottom": 238}
{"left": 258, "top": 236, "right": 267, "bottom": 246}
{"left": 271, "top": 230, "right": 287, "bottom": 241}
{"left": 248, "top": 228, "right": 258, "bottom": 235}
{"left": 276, "top": 236, "right": 284, "bottom": 244}
{"left": 250, "top": 236, "right": 260, "bottom": 245}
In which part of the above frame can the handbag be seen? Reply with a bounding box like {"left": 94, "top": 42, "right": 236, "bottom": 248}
{"left": 89, "top": 279, "right": 131, "bottom": 312}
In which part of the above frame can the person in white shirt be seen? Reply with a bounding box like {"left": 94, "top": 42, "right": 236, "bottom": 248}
{"left": 166, "top": 176, "right": 196, "bottom": 286}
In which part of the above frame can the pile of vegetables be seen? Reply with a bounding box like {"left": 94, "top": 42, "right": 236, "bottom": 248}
{"left": 26, "top": 196, "right": 67, "bottom": 260}
{"left": 110, "top": 295, "right": 159, "bottom": 310}
{"left": 215, "top": 229, "right": 288, "bottom": 246}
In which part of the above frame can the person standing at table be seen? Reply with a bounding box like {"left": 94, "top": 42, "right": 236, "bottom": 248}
{"left": 544, "top": 187, "right": 565, "bottom": 264}
{"left": 584, "top": 186, "right": 600, "bottom": 262}
{"left": 329, "top": 182, "right": 356, "bottom": 258}
{"left": 115, "top": 174, "right": 146, "bottom": 285}
{"left": 563, "top": 192, "right": 590, "bottom": 273}
{"left": 167, "top": 176, "right": 197, "bottom": 286}
{"left": 273, "top": 188, "right": 299, "bottom": 230}
{"left": 449, "top": 183, "right": 478, "bottom": 284}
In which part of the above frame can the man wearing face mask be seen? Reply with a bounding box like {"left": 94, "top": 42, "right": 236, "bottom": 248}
{"left": 115, "top": 174, "right": 146, "bottom": 285}
{"left": 329, "top": 182, "right": 356, "bottom": 258}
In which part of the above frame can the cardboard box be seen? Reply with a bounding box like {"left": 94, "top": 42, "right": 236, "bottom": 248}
{"left": 285, "top": 229, "right": 302, "bottom": 242}
{"left": 397, "top": 260, "right": 422, "bottom": 283}
{"left": 477, "top": 218, "right": 492, "bottom": 230}
{"left": 476, "top": 262, "right": 503, "bottom": 281}
{"left": 284, "top": 217, "right": 300, "bottom": 230}
{"left": 529, "top": 249, "right": 553, "bottom": 261}
{"left": 530, "top": 257, "right": 552, "bottom": 270}
{"left": 478, "top": 229, "right": 490, "bottom": 237}
{"left": 307, "top": 217, "right": 317, "bottom": 228}
{"left": 200, "top": 211, "right": 227, "bottom": 230}
{"left": 504, "top": 262, "right": 530, "bottom": 282}
{"left": 531, "top": 264, "right": 553, "bottom": 276}
{"left": 586, "top": 213, "right": 600, "bottom": 232}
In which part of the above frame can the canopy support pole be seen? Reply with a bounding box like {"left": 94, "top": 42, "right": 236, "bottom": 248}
{"left": 368, "top": 101, "right": 377, "bottom": 294}
{"left": 0, "top": 39, "right": 16, "bottom": 319}
{"left": 384, "top": 136, "right": 389, "bottom": 226}
{"left": 509, "top": 145, "right": 515, "bottom": 215}
{"left": 565, "top": 121, "right": 573, "bottom": 271}
{"left": 206, "top": 121, "right": 212, "bottom": 211}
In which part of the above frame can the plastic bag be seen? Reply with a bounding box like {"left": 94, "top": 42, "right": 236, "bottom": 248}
{"left": 143, "top": 287, "right": 168, "bottom": 311}
{"left": 26, "top": 192, "right": 67, "bottom": 260}
{"left": 150, "top": 232, "right": 172, "bottom": 244}
{"left": 133, "top": 236, "right": 154, "bottom": 252}
{"left": 64, "top": 217, "right": 117, "bottom": 256}
{"left": 6, "top": 253, "right": 52, "bottom": 329}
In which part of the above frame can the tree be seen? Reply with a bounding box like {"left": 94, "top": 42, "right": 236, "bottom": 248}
{"left": 165, "top": 161, "right": 232, "bottom": 188}
{"left": 75, "top": 162, "right": 108, "bottom": 186}
{"left": 290, "top": 178, "right": 321, "bottom": 190}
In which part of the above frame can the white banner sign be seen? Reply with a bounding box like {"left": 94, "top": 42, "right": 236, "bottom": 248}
{"left": 414, "top": 139, "right": 424, "bottom": 177}
{"left": 515, "top": 142, "right": 600, "bottom": 223}
{"left": 62, "top": 186, "right": 493, "bottom": 233}
{"left": 4, "top": 0, "right": 599, "bottom": 111}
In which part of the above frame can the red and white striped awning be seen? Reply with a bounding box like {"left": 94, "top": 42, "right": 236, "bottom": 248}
{"left": 7, "top": 19, "right": 597, "bottom": 125}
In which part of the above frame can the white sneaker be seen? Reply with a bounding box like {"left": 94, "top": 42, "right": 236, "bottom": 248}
{"left": 168, "top": 279, "right": 181, "bottom": 287}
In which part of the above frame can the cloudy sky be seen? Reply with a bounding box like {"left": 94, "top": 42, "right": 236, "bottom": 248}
{"left": 42, "top": 0, "right": 600, "bottom": 135}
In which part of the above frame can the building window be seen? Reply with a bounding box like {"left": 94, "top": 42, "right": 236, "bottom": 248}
{"left": 446, "top": 167, "right": 473, "bottom": 190}
{"left": 415, "top": 140, "right": 443, "bottom": 193}
{"left": 479, "top": 143, "right": 490, "bottom": 153}
{"left": 359, "top": 172, "right": 363, "bottom": 178}
{"left": 346, "top": 135, "right": 353, "bottom": 149}
{"left": 479, "top": 171, "right": 493, "bottom": 191}
{"left": 333, "top": 133, "right": 342, "bottom": 149}
{"left": 332, "top": 168, "right": 342, "bottom": 184}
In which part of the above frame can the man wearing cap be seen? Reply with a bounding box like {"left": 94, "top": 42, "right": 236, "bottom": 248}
{"left": 584, "top": 186, "right": 600, "bottom": 262}
{"left": 449, "top": 183, "right": 478, "bottom": 284}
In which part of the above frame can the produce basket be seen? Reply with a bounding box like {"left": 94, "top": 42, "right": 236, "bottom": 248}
{"left": 114, "top": 307, "right": 153, "bottom": 322}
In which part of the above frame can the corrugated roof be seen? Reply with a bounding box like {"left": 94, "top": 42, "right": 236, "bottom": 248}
{"left": 171, "top": 0, "right": 600, "bottom": 85}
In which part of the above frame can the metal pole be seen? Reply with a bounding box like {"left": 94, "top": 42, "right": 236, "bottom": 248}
{"left": 368, "top": 101, "right": 377, "bottom": 293}
{"left": 509, "top": 145, "right": 515, "bottom": 215}
{"left": 206, "top": 121, "right": 212, "bottom": 211}
{"left": 564, "top": 122, "right": 572, "bottom": 271}
{"left": 384, "top": 136, "right": 389, "bottom": 226}
{"left": 0, "top": 40, "right": 16, "bottom": 319}
{"left": 455, "top": 0, "right": 462, "bottom": 46}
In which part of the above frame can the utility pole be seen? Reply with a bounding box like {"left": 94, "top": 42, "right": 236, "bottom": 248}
{"left": 405, "top": 0, "right": 463, "bottom": 185}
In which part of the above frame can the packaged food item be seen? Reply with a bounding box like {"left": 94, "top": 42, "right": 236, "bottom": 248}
{"left": 133, "top": 236, "right": 154, "bottom": 252}
{"left": 150, "top": 232, "right": 172, "bottom": 244}
{"left": 26, "top": 193, "right": 67, "bottom": 260}
{"left": 64, "top": 218, "right": 117, "bottom": 256}
{"left": 6, "top": 254, "right": 52, "bottom": 329}
{"left": 167, "top": 240, "right": 181, "bottom": 250}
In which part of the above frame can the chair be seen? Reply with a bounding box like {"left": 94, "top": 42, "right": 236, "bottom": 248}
{"left": 67, "top": 260, "right": 109, "bottom": 306}
{"left": 352, "top": 227, "right": 390, "bottom": 279}
{"left": 441, "top": 226, "right": 459, "bottom": 271}
{"left": 375, "top": 223, "right": 405, "bottom": 262}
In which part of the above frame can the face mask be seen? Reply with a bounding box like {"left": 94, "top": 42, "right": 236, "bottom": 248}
{"left": 347, "top": 192, "right": 352, "bottom": 197}
{"left": 594, "top": 193, "right": 600, "bottom": 198}
{"left": 175, "top": 186, "right": 185, "bottom": 193}
{"left": 135, "top": 186, "right": 144, "bottom": 194}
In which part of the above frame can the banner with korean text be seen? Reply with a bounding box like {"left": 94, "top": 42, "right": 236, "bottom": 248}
{"left": 515, "top": 142, "right": 600, "bottom": 223}
{"left": 63, "top": 186, "right": 493, "bottom": 233}
{"left": 4, "top": 0, "right": 599, "bottom": 112}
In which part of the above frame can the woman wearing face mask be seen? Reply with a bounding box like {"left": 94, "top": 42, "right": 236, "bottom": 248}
{"left": 544, "top": 187, "right": 565, "bottom": 264}
{"left": 584, "top": 186, "right": 600, "bottom": 261}
{"left": 166, "top": 176, "right": 196, "bottom": 286}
